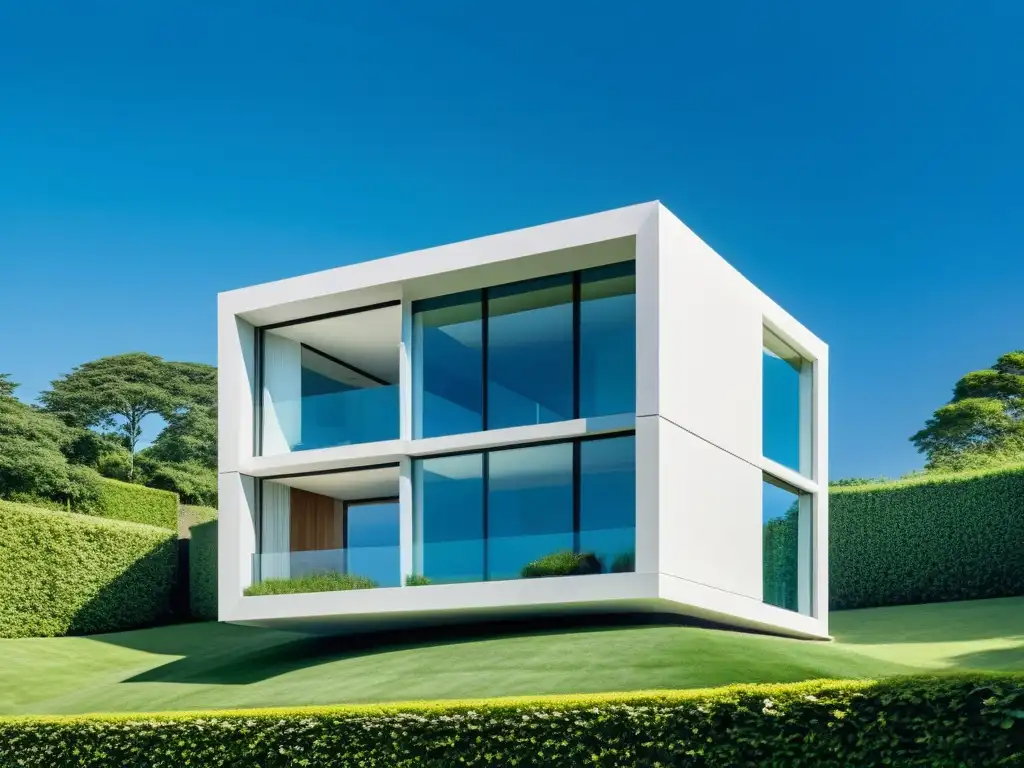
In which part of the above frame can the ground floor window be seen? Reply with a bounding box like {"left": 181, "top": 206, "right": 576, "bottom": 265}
{"left": 412, "top": 433, "right": 636, "bottom": 584}
{"left": 762, "top": 474, "right": 813, "bottom": 614}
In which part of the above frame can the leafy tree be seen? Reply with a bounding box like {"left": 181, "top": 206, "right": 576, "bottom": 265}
{"left": 911, "top": 351, "right": 1024, "bottom": 471}
{"left": 0, "top": 374, "right": 101, "bottom": 510}
{"left": 40, "top": 354, "right": 216, "bottom": 481}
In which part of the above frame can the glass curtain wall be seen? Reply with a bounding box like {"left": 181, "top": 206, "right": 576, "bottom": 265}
{"left": 763, "top": 327, "right": 813, "bottom": 475}
{"left": 412, "top": 261, "right": 636, "bottom": 439}
{"left": 412, "top": 434, "right": 636, "bottom": 585}
{"left": 761, "top": 475, "right": 813, "bottom": 614}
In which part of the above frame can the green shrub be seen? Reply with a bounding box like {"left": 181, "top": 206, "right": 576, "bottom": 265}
{"left": 1, "top": 675, "right": 1022, "bottom": 766}
{"left": 93, "top": 477, "right": 179, "bottom": 531}
{"left": 188, "top": 519, "right": 218, "bottom": 621}
{"left": 405, "top": 574, "right": 432, "bottom": 586}
{"left": 178, "top": 504, "right": 217, "bottom": 539}
{"left": 609, "top": 551, "right": 635, "bottom": 573}
{"left": 831, "top": 464, "right": 1024, "bottom": 609}
{"left": 0, "top": 500, "right": 178, "bottom": 638}
{"left": 521, "top": 550, "right": 602, "bottom": 578}
{"left": 244, "top": 571, "right": 378, "bottom": 596}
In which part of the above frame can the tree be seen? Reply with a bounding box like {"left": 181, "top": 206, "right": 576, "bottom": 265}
{"left": 0, "top": 374, "right": 101, "bottom": 509}
{"left": 911, "top": 351, "right": 1024, "bottom": 471}
{"left": 39, "top": 353, "right": 214, "bottom": 481}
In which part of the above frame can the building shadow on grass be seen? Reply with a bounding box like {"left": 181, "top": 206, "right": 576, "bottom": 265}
{"left": 945, "top": 641, "right": 1024, "bottom": 673}
{"left": 97, "top": 612, "right": 740, "bottom": 686}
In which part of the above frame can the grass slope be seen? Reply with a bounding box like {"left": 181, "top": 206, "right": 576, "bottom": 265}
{"left": 1, "top": 596, "right": 1021, "bottom": 715}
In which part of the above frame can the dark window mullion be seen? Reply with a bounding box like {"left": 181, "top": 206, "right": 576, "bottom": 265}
{"left": 482, "top": 289, "right": 489, "bottom": 431}
{"left": 482, "top": 451, "right": 490, "bottom": 581}
{"left": 572, "top": 440, "right": 581, "bottom": 554}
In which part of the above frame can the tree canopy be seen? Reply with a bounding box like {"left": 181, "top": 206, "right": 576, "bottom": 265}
{"left": 911, "top": 350, "right": 1024, "bottom": 472}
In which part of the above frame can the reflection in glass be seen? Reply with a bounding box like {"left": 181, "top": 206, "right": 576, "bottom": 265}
{"left": 346, "top": 501, "right": 400, "bottom": 587}
{"left": 487, "top": 443, "right": 574, "bottom": 580}
{"left": 412, "top": 291, "right": 484, "bottom": 438}
{"left": 487, "top": 275, "right": 574, "bottom": 430}
{"left": 580, "top": 263, "right": 636, "bottom": 418}
{"left": 579, "top": 435, "right": 636, "bottom": 572}
{"left": 413, "top": 453, "right": 485, "bottom": 584}
{"left": 763, "top": 328, "right": 811, "bottom": 475}
{"left": 762, "top": 477, "right": 812, "bottom": 614}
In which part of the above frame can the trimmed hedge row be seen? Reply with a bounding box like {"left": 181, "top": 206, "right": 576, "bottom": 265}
{"left": 94, "top": 477, "right": 179, "bottom": 531}
{"left": 831, "top": 464, "right": 1024, "bottom": 610}
{"left": 188, "top": 518, "right": 218, "bottom": 621}
{"left": 0, "top": 501, "right": 178, "bottom": 638}
{"left": 2, "top": 675, "right": 1023, "bottom": 766}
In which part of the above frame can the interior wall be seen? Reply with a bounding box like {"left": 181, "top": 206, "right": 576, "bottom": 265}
{"left": 290, "top": 488, "right": 344, "bottom": 552}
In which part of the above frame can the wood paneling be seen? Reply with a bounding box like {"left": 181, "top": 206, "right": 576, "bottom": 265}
{"left": 290, "top": 488, "right": 343, "bottom": 552}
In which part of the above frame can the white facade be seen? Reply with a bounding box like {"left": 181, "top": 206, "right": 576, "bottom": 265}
{"left": 218, "top": 202, "right": 829, "bottom": 640}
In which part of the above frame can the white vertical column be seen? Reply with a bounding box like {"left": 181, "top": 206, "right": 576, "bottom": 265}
{"left": 812, "top": 353, "right": 830, "bottom": 629}
{"left": 635, "top": 205, "right": 660, "bottom": 418}
{"left": 797, "top": 493, "right": 813, "bottom": 615}
{"left": 217, "top": 311, "right": 256, "bottom": 473}
{"left": 634, "top": 415, "right": 660, "bottom": 574}
{"left": 799, "top": 360, "right": 814, "bottom": 478}
{"left": 218, "top": 472, "right": 257, "bottom": 621}
{"left": 399, "top": 456, "right": 414, "bottom": 584}
{"left": 399, "top": 297, "right": 414, "bottom": 442}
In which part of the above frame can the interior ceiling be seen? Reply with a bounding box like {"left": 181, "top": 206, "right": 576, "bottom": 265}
{"left": 270, "top": 466, "right": 399, "bottom": 501}
{"left": 273, "top": 305, "right": 401, "bottom": 383}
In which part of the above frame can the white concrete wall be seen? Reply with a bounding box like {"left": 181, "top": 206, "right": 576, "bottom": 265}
{"left": 657, "top": 419, "right": 762, "bottom": 599}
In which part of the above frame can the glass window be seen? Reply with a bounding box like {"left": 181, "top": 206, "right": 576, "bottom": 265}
{"left": 413, "top": 453, "right": 485, "bottom": 584}
{"left": 762, "top": 476, "right": 812, "bottom": 614}
{"left": 763, "top": 328, "right": 812, "bottom": 475}
{"left": 487, "top": 275, "right": 574, "bottom": 430}
{"left": 412, "top": 291, "right": 484, "bottom": 439}
{"left": 579, "top": 435, "right": 636, "bottom": 573}
{"left": 347, "top": 501, "right": 400, "bottom": 588}
{"left": 487, "top": 442, "right": 574, "bottom": 580}
{"left": 580, "top": 263, "right": 636, "bottom": 418}
{"left": 260, "top": 306, "right": 401, "bottom": 455}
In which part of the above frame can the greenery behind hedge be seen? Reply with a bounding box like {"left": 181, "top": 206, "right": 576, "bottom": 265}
{"left": 94, "top": 477, "right": 179, "bottom": 531}
{"left": 831, "top": 464, "right": 1024, "bottom": 610}
{"left": 0, "top": 501, "right": 178, "bottom": 638}
{"left": 188, "top": 519, "right": 218, "bottom": 621}
{"left": 2, "top": 675, "right": 1023, "bottom": 767}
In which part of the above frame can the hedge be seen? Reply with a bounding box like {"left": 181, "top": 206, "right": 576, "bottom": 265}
{"left": 178, "top": 504, "right": 217, "bottom": 539}
{"left": 0, "top": 501, "right": 178, "bottom": 638}
{"left": 94, "top": 477, "right": 179, "bottom": 531}
{"left": 188, "top": 518, "right": 218, "bottom": 621}
{"left": 831, "top": 464, "right": 1024, "bottom": 610}
{"left": 2, "top": 675, "right": 1023, "bottom": 766}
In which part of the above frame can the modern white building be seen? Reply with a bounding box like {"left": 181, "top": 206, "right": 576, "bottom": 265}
{"left": 217, "top": 202, "right": 829, "bottom": 640}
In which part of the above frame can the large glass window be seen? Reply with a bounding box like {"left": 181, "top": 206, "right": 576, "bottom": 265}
{"left": 762, "top": 476, "right": 812, "bottom": 614}
{"left": 412, "top": 291, "right": 484, "bottom": 439}
{"left": 487, "top": 275, "right": 574, "bottom": 430}
{"left": 579, "top": 435, "right": 636, "bottom": 572}
{"left": 580, "top": 263, "right": 636, "bottom": 418}
{"left": 763, "top": 328, "right": 812, "bottom": 475}
{"left": 413, "top": 453, "right": 485, "bottom": 584}
{"left": 259, "top": 305, "right": 401, "bottom": 455}
{"left": 412, "top": 433, "right": 636, "bottom": 585}
{"left": 253, "top": 466, "right": 401, "bottom": 592}
{"left": 487, "top": 442, "right": 574, "bottom": 580}
{"left": 411, "top": 260, "right": 636, "bottom": 440}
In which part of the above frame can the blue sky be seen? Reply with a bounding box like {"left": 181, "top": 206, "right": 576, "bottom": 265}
{"left": 1, "top": 1, "right": 1022, "bottom": 480}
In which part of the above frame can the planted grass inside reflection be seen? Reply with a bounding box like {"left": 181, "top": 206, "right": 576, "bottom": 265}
{"left": 245, "top": 572, "right": 378, "bottom": 596}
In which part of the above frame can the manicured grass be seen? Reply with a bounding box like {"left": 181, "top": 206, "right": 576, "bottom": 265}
{"left": 244, "top": 572, "right": 378, "bottom": 596}
{"left": 1, "top": 596, "right": 1021, "bottom": 715}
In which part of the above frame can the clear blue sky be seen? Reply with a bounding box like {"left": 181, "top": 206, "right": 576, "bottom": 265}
{"left": 1, "top": 1, "right": 1022, "bottom": 480}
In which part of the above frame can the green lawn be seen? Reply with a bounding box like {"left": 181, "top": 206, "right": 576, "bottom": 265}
{"left": 2, "top": 596, "right": 1022, "bottom": 715}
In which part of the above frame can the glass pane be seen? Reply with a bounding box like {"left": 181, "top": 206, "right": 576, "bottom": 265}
{"left": 260, "top": 308, "right": 400, "bottom": 455}
{"left": 579, "top": 436, "right": 636, "bottom": 573}
{"left": 763, "top": 328, "right": 811, "bottom": 474}
{"left": 412, "top": 291, "right": 484, "bottom": 438}
{"left": 487, "top": 275, "right": 574, "bottom": 430}
{"left": 347, "top": 501, "right": 400, "bottom": 587}
{"left": 580, "top": 263, "right": 636, "bottom": 418}
{"left": 413, "top": 453, "right": 484, "bottom": 584}
{"left": 487, "top": 442, "right": 573, "bottom": 580}
{"left": 762, "top": 477, "right": 812, "bottom": 613}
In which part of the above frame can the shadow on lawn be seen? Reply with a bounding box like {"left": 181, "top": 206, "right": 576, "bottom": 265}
{"left": 946, "top": 641, "right": 1024, "bottom": 672}
{"left": 96, "top": 612, "right": 736, "bottom": 686}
